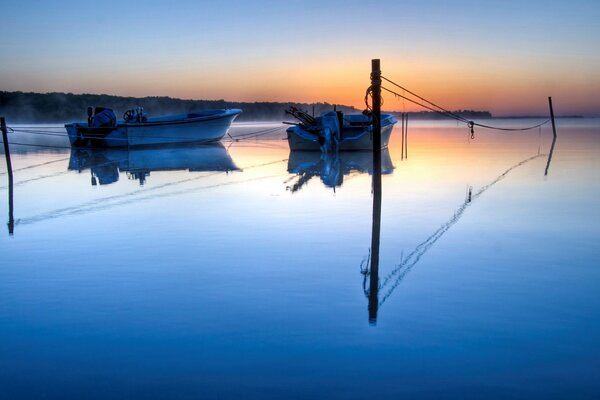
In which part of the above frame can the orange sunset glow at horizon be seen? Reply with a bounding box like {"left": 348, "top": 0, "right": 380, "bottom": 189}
{"left": 1, "top": 1, "right": 599, "bottom": 117}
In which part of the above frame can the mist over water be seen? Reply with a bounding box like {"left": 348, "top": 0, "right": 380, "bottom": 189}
{"left": 1, "top": 119, "right": 599, "bottom": 399}
{"left": 0, "top": 91, "right": 359, "bottom": 123}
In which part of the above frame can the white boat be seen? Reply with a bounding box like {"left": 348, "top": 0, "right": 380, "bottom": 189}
{"left": 65, "top": 107, "right": 241, "bottom": 147}
{"left": 68, "top": 142, "right": 238, "bottom": 185}
{"left": 286, "top": 107, "right": 397, "bottom": 152}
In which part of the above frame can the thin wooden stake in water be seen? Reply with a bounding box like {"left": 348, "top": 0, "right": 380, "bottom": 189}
{"left": 404, "top": 113, "right": 408, "bottom": 159}
{"left": 1, "top": 117, "right": 14, "bottom": 235}
{"left": 401, "top": 113, "right": 405, "bottom": 160}
{"left": 548, "top": 97, "right": 557, "bottom": 139}
{"left": 545, "top": 97, "right": 558, "bottom": 176}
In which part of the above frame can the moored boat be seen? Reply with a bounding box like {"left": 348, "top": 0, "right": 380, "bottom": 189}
{"left": 285, "top": 107, "right": 397, "bottom": 152}
{"left": 66, "top": 107, "right": 242, "bottom": 147}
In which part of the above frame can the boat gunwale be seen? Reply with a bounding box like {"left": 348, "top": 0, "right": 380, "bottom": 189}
{"left": 65, "top": 109, "right": 242, "bottom": 129}
{"left": 287, "top": 113, "right": 397, "bottom": 139}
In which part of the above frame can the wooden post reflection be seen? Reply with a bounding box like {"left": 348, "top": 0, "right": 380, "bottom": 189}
{"left": 7, "top": 166, "right": 13, "bottom": 235}
{"left": 400, "top": 113, "right": 408, "bottom": 160}
{"left": 544, "top": 133, "right": 557, "bottom": 177}
{"left": 369, "top": 148, "right": 382, "bottom": 325}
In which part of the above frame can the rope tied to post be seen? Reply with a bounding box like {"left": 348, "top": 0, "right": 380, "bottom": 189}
{"left": 364, "top": 86, "right": 385, "bottom": 124}
{"left": 370, "top": 69, "right": 382, "bottom": 86}
{"left": 380, "top": 75, "right": 551, "bottom": 134}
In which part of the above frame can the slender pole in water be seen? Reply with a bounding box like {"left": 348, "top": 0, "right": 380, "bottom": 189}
{"left": 1, "top": 117, "right": 14, "bottom": 235}
{"left": 401, "top": 113, "right": 405, "bottom": 160}
{"left": 404, "top": 113, "right": 408, "bottom": 159}
{"left": 548, "top": 97, "right": 557, "bottom": 139}
{"left": 369, "top": 59, "right": 382, "bottom": 324}
{"left": 545, "top": 97, "right": 558, "bottom": 176}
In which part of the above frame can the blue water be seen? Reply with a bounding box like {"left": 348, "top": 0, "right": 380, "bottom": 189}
{"left": 1, "top": 120, "right": 599, "bottom": 399}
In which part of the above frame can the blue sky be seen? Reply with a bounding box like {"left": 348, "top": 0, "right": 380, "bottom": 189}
{"left": 1, "top": 0, "right": 599, "bottom": 115}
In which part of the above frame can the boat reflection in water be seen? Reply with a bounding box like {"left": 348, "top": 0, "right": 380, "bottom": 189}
{"left": 68, "top": 143, "right": 239, "bottom": 186}
{"left": 286, "top": 149, "right": 394, "bottom": 192}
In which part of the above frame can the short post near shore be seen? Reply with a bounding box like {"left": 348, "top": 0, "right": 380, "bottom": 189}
{"left": 1, "top": 117, "right": 14, "bottom": 235}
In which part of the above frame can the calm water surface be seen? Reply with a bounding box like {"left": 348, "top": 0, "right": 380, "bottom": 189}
{"left": 1, "top": 120, "right": 599, "bottom": 399}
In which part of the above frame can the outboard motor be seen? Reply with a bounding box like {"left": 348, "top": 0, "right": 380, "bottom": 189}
{"left": 320, "top": 127, "right": 335, "bottom": 154}
{"left": 319, "top": 112, "right": 341, "bottom": 154}
{"left": 91, "top": 107, "right": 117, "bottom": 128}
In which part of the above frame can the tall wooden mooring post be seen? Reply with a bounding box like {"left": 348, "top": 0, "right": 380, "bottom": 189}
{"left": 371, "top": 59, "right": 382, "bottom": 170}
{"left": 369, "top": 59, "right": 382, "bottom": 324}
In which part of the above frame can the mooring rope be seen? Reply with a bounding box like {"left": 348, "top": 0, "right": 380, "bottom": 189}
{"left": 8, "top": 129, "right": 69, "bottom": 137}
{"left": 0, "top": 155, "right": 136, "bottom": 190}
{"left": 0, "top": 157, "right": 69, "bottom": 176}
{"left": 225, "top": 125, "right": 286, "bottom": 141}
{"left": 382, "top": 76, "right": 470, "bottom": 123}
{"left": 5, "top": 141, "right": 71, "bottom": 149}
{"left": 0, "top": 169, "right": 72, "bottom": 190}
{"left": 7, "top": 125, "right": 287, "bottom": 143}
{"left": 379, "top": 76, "right": 551, "bottom": 134}
{"left": 381, "top": 87, "right": 464, "bottom": 123}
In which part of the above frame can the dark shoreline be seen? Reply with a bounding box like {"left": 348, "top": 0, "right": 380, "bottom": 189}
{"left": 0, "top": 91, "right": 358, "bottom": 124}
{"left": 0, "top": 90, "right": 588, "bottom": 123}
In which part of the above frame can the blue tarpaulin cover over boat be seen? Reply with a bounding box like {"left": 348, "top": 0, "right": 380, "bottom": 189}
{"left": 92, "top": 109, "right": 117, "bottom": 128}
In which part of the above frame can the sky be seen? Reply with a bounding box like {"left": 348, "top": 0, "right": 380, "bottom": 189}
{"left": 0, "top": 0, "right": 599, "bottom": 116}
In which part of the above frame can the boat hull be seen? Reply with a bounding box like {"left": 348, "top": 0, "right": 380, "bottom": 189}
{"left": 287, "top": 114, "right": 396, "bottom": 151}
{"left": 66, "top": 109, "right": 241, "bottom": 148}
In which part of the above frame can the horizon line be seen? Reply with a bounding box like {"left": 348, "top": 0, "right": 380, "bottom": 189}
{"left": 1, "top": 89, "right": 598, "bottom": 118}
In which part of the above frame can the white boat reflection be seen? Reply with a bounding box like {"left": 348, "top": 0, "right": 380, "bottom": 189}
{"left": 69, "top": 143, "right": 239, "bottom": 185}
{"left": 287, "top": 149, "right": 394, "bottom": 191}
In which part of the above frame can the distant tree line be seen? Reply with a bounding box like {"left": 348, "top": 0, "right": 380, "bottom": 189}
{"left": 0, "top": 91, "right": 359, "bottom": 123}
{"left": 0, "top": 91, "right": 496, "bottom": 123}
{"left": 388, "top": 109, "right": 492, "bottom": 119}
